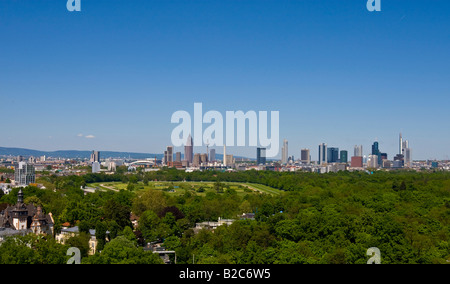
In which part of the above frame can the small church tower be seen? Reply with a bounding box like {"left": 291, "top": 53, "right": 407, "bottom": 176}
{"left": 12, "top": 189, "right": 28, "bottom": 230}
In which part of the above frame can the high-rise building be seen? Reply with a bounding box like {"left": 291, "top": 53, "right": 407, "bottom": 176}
{"left": 301, "top": 149, "right": 310, "bottom": 164}
{"left": 327, "top": 147, "right": 339, "bottom": 163}
{"left": 200, "top": 153, "right": 208, "bottom": 164}
{"left": 400, "top": 133, "right": 410, "bottom": 158}
{"left": 394, "top": 154, "right": 405, "bottom": 167}
{"left": 367, "top": 155, "right": 378, "bottom": 168}
{"left": 14, "top": 162, "right": 35, "bottom": 186}
{"left": 92, "top": 161, "right": 101, "bottom": 173}
{"left": 340, "top": 150, "right": 348, "bottom": 163}
{"left": 184, "top": 134, "right": 193, "bottom": 164}
{"left": 175, "top": 152, "right": 182, "bottom": 163}
{"left": 163, "top": 150, "right": 168, "bottom": 164}
{"left": 165, "top": 146, "right": 173, "bottom": 164}
{"left": 223, "top": 145, "right": 227, "bottom": 166}
{"left": 351, "top": 156, "right": 363, "bottom": 168}
{"left": 318, "top": 143, "right": 327, "bottom": 165}
{"left": 371, "top": 142, "right": 379, "bottom": 156}
{"left": 90, "top": 151, "right": 100, "bottom": 163}
{"left": 225, "top": 155, "right": 235, "bottom": 166}
{"left": 257, "top": 148, "right": 266, "bottom": 165}
{"left": 193, "top": 153, "right": 201, "bottom": 167}
{"left": 399, "top": 133, "right": 411, "bottom": 167}
{"left": 402, "top": 140, "right": 409, "bottom": 157}
{"left": 108, "top": 161, "right": 117, "bottom": 172}
{"left": 209, "top": 149, "right": 216, "bottom": 162}
{"left": 281, "top": 139, "right": 288, "bottom": 164}
{"left": 354, "top": 145, "right": 363, "bottom": 157}
{"left": 404, "top": 148, "right": 412, "bottom": 168}
{"left": 371, "top": 141, "right": 383, "bottom": 166}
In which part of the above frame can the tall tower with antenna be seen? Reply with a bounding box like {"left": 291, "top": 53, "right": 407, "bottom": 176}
{"left": 223, "top": 144, "right": 227, "bottom": 167}
{"left": 184, "top": 134, "right": 193, "bottom": 164}
{"left": 206, "top": 139, "right": 210, "bottom": 162}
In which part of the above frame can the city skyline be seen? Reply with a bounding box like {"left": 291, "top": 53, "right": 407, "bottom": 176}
{"left": 0, "top": 131, "right": 435, "bottom": 174}
{"left": 0, "top": 133, "right": 423, "bottom": 162}
{"left": 1, "top": 1, "right": 449, "bottom": 160}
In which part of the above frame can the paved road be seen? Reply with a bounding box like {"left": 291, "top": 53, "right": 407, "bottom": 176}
{"left": 99, "top": 184, "right": 119, "bottom": 192}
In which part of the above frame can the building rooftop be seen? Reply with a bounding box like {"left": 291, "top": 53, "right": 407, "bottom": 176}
{"left": 60, "top": 226, "right": 108, "bottom": 236}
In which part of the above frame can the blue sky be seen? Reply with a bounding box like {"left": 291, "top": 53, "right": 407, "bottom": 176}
{"left": 1, "top": 0, "right": 449, "bottom": 160}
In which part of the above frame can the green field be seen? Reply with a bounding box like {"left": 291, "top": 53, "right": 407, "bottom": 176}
{"left": 88, "top": 180, "right": 282, "bottom": 196}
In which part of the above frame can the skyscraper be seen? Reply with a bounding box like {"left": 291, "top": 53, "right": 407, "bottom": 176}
{"left": 14, "top": 162, "right": 35, "bottom": 186}
{"left": 404, "top": 148, "right": 412, "bottom": 168}
{"left": 92, "top": 162, "right": 101, "bottom": 173}
{"left": 223, "top": 145, "right": 227, "bottom": 166}
{"left": 371, "top": 142, "right": 379, "bottom": 156}
{"left": 340, "top": 150, "right": 348, "bottom": 163}
{"left": 193, "top": 153, "right": 201, "bottom": 167}
{"left": 163, "top": 150, "right": 167, "bottom": 164}
{"left": 165, "top": 146, "right": 173, "bottom": 163}
{"left": 327, "top": 147, "right": 339, "bottom": 163}
{"left": 399, "top": 133, "right": 411, "bottom": 167}
{"left": 318, "top": 143, "right": 327, "bottom": 165}
{"left": 90, "top": 151, "right": 100, "bottom": 163}
{"left": 209, "top": 149, "right": 216, "bottom": 162}
{"left": 367, "top": 155, "right": 378, "bottom": 168}
{"left": 354, "top": 145, "right": 363, "bottom": 157}
{"left": 281, "top": 139, "right": 288, "bottom": 164}
{"left": 301, "top": 149, "right": 310, "bottom": 164}
{"left": 402, "top": 140, "right": 409, "bottom": 157}
{"left": 175, "top": 152, "right": 181, "bottom": 163}
{"left": 371, "top": 141, "right": 382, "bottom": 165}
{"left": 257, "top": 148, "right": 266, "bottom": 165}
{"left": 184, "top": 134, "right": 193, "bottom": 164}
{"left": 200, "top": 153, "right": 208, "bottom": 164}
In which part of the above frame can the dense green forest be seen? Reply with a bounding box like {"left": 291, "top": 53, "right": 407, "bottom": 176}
{"left": 1, "top": 169, "right": 450, "bottom": 264}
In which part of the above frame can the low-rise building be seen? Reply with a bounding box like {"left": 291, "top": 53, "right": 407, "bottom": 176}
{"left": 0, "top": 227, "right": 29, "bottom": 244}
{"left": 193, "top": 217, "right": 235, "bottom": 233}
{"left": 55, "top": 226, "right": 106, "bottom": 255}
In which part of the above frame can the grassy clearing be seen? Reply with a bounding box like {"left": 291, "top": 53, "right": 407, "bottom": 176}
{"left": 88, "top": 181, "right": 282, "bottom": 196}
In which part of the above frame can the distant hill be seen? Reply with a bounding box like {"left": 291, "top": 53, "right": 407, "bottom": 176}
{"left": 0, "top": 147, "right": 250, "bottom": 161}
{"left": 0, "top": 147, "right": 163, "bottom": 160}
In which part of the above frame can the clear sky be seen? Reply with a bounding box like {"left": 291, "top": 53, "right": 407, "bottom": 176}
{"left": 1, "top": 0, "right": 449, "bottom": 160}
